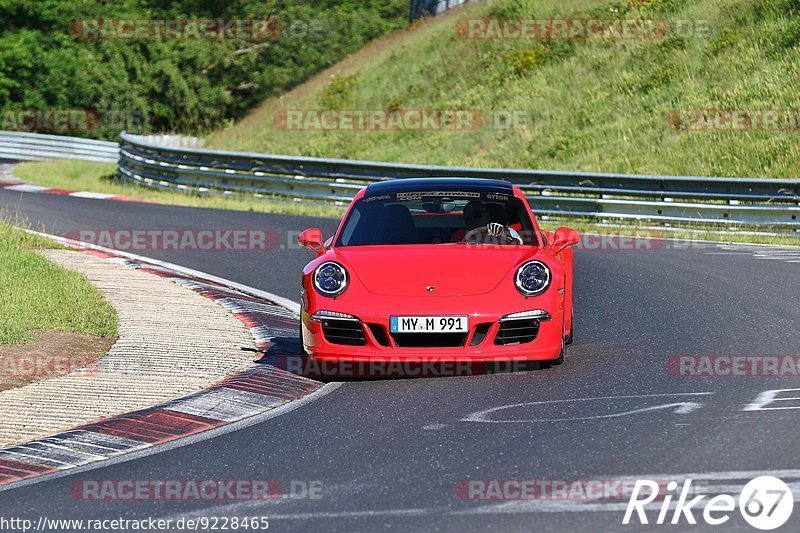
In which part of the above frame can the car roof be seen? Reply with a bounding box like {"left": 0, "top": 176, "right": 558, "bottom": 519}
{"left": 364, "top": 177, "right": 514, "bottom": 197}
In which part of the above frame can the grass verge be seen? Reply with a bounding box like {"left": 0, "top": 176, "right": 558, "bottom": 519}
{"left": 0, "top": 218, "right": 119, "bottom": 344}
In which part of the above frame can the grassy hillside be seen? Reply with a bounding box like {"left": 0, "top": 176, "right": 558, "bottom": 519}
{"left": 209, "top": 0, "right": 800, "bottom": 179}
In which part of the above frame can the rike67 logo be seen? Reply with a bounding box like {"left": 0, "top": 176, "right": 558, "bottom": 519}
{"left": 623, "top": 476, "right": 793, "bottom": 530}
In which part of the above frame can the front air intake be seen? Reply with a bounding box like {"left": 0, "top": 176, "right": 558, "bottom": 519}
{"left": 320, "top": 318, "right": 366, "bottom": 346}
{"left": 494, "top": 319, "right": 539, "bottom": 345}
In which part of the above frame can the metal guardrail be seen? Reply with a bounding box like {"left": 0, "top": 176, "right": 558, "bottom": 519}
{"left": 1, "top": 130, "right": 797, "bottom": 231}
{"left": 0, "top": 131, "right": 118, "bottom": 163}
{"left": 119, "top": 133, "right": 800, "bottom": 231}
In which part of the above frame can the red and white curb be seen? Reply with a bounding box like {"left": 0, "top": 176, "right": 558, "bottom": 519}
{"left": 0, "top": 182, "right": 141, "bottom": 202}
{"left": 0, "top": 236, "right": 323, "bottom": 487}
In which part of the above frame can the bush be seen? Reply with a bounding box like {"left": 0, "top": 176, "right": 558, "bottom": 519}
{"left": 0, "top": 0, "right": 407, "bottom": 139}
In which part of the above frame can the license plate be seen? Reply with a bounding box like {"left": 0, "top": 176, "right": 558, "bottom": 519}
{"left": 390, "top": 315, "right": 468, "bottom": 333}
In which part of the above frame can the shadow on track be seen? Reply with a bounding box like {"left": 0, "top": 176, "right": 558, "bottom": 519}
{"left": 250, "top": 335, "right": 562, "bottom": 382}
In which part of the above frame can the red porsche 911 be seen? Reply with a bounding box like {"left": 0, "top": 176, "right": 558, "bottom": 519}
{"left": 297, "top": 178, "right": 579, "bottom": 365}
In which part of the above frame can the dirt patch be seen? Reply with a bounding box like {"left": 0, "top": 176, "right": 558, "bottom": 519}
{"left": 0, "top": 330, "right": 117, "bottom": 391}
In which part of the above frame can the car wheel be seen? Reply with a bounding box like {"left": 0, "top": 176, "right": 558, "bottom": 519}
{"left": 564, "top": 308, "right": 574, "bottom": 345}
{"left": 545, "top": 320, "right": 566, "bottom": 366}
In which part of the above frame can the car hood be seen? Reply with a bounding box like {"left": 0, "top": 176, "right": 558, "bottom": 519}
{"left": 334, "top": 245, "right": 539, "bottom": 297}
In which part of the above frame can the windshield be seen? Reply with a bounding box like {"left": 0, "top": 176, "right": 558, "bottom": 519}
{"left": 336, "top": 190, "right": 538, "bottom": 246}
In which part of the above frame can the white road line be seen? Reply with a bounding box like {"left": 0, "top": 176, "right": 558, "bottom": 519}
{"left": 708, "top": 244, "right": 800, "bottom": 265}
{"left": 153, "top": 476, "right": 800, "bottom": 522}
{"left": 159, "top": 505, "right": 447, "bottom": 524}
{"left": 242, "top": 508, "right": 445, "bottom": 520}
{"left": 705, "top": 252, "right": 757, "bottom": 255}
{"left": 461, "top": 393, "right": 713, "bottom": 423}
{"left": 472, "top": 402, "right": 704, "bottom": 423}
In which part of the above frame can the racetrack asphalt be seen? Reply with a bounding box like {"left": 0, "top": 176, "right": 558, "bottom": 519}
{"left": 1, "top": 188, "right": 799, "bottom": 532}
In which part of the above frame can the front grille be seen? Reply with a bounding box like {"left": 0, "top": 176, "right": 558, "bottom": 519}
{"left": 321, "top": 318, "right": 366, "bottom": 346}
{"left": 494, "top": 319, "right": 539, "bottom": 345}
{"left": 390, "top": 333, "right": 467, "bottom": 348}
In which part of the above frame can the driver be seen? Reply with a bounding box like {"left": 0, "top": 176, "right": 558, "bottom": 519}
{"left": 451, "top": 200, "right": 510, "bottom": 243}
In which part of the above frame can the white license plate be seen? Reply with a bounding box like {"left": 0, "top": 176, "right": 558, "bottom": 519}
{"left": 390, "top": 315, "right": 468, "bottom": 333}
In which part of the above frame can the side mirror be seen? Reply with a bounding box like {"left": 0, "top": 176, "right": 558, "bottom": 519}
{"left": 551, "top": 227, "right": 579, "bottom": 254}
{"left": 298, "top": 228, "right": 324, "bottom": 255}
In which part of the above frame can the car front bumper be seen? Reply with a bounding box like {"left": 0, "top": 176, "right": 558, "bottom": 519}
{"left": 300, "top": 307, "right": 564, "bottom": 363}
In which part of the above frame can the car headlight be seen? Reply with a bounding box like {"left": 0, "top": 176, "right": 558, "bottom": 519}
{"left": 515, "top": 260, "right": 551, "bottom": 296}
{"left": 313, "top": 262, "right": 348, "bottom": 297}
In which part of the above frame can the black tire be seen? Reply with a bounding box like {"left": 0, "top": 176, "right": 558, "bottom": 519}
{"left": 545, "top": 320, "right": 566, "bottom": 367}
{"left": 564, "top": 308, "right": 574, "bottom": 346}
